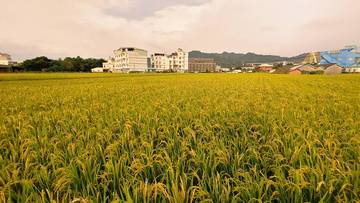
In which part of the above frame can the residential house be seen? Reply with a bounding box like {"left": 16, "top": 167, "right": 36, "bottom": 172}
{"left": 321, "top": 64, "right": 343, "bottom": 75}
{"left": 289, "top": 68, "right": 301, "bottom": 75}
{"left": 151, "top": 53, "right": 169, "bottom": 72}
{"left": 150, "top": 48, "right": 188, "bottom": 72}
{"left": 257, "top": 64, "right": 273, "bottom": 72}
{"left": 298, "top": 64, "right": 317, "bottom": 72}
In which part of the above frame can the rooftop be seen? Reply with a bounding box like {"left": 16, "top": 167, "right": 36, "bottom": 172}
{"left": 154, "top": 53, "right": 165, "bottom": 56}
{"left": 115, "top": 47, "right": 147, "bottom": 52}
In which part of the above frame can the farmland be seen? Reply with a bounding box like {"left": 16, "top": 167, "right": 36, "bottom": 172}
{"left": 0, "top": 73, "right": 359, "bottom": 202}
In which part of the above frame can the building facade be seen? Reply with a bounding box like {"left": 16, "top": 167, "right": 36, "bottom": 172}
{"left": 102, "top": 57, "right": 115, "bottom": 71}
{"left": 168, "top": 49, "right": 188, "bottom": 72}
{"left": 103, "top": 47, "right": 148, "bottom": 72}
{"left": 0, "top": 53, "right": 12, "bottom": 65}
{"left": 150, "top": 48, "right": 188, "bottom": 72}
{"left": 289, "top": 69, "right": 301, "bottom": 75}
{"left": 188, "top": 58, "right": 216, "bottom": 72}
{"left": 151, "top": 53, "right": 169, "bottom": 72}
{"left": 344, "top": 66, "right": 360, "bottom": 73}
{"left": 257, "top": 64, "right": 274, "bottom": 72}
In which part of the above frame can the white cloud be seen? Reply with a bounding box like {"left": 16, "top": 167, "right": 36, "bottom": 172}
{"left": 0, "top": 0, "right": 359, "bottom": 59}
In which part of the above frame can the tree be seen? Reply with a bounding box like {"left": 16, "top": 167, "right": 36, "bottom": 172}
{"left": 21, "top": 56, "right": 105, "bottom": 72}
{"left": 21, "top": 56, "right": 53, "bottom": 71}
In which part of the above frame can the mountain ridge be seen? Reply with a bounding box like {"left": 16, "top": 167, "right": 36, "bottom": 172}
{"left": 189, "top": 50, "right": 306, "bottom": 67}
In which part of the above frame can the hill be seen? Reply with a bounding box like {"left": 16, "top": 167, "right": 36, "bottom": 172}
{"left": 189, "top": 51, "right": 307, "bottom": 67}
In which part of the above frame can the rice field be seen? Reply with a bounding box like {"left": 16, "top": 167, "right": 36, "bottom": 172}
{"left": 0, "top": 73, "right": 359, "bottom": 202}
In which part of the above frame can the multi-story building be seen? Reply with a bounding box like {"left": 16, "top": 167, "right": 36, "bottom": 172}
{"left": 0, "top": 53, "right": 12, "bottom": 65}
{"left": 168, "top": 48, "right": 188, "bottom": 72}
{"left": 188, "top": 58, "right": 216, "bottom": 72}
{"left": 150, "top": 48, "right": 188, "bottom": 72}
{"left": 151, "top": 53, "right": 169, "bottom": 72}
{"left": 103, "top": 47, "right": 148, "bottom": 72}
{"left": 102, "top": 57, "right": 115, "bottom": 72}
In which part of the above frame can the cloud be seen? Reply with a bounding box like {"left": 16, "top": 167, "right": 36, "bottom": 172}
{"left": 0, "top": 42, "right": 52, "bottom": 60}
{"left": 101, "top": 0, "right": 211, "bottom": 20}
{"left": 181, "top": 0, "right": 360, "bottom": 55}
{"left": 0, "top": 0, "right": 359, "bottom": 60}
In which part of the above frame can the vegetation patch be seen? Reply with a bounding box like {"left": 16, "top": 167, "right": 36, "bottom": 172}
{"left": 0, "top": 73, "right": 359, "bottom": 202}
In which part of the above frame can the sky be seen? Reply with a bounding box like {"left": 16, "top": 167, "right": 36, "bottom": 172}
{"left": 1, "top": 0, "right": 359, "bottom": 60}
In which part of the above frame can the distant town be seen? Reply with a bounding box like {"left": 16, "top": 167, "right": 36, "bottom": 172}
{"left": 1, "top": 45, "right": 360, "bottom": 74}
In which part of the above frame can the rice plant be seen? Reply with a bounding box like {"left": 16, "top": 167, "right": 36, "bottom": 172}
{"left": 0, "top": 73, "right": 359, "bottom": 202}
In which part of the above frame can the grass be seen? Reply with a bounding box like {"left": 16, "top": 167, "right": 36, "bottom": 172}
{"left": 0, "top": 73, "right": 359, "bottom": 202}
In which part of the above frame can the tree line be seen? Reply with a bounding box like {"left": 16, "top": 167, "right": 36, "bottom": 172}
{"left": 20, "top": 56, "right": 105, "bottom": 72}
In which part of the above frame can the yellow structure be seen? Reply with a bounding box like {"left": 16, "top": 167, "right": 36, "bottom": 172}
{"left": 302, "top": 52, "right": 320, "bottom": 64}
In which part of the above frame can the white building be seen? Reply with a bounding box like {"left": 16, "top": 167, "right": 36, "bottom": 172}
{"left": 241, "top": 66, "right": 255, "bottom": 73}
{"left": 103, "top": 57, "right": 115, "bottom": 71}
{"left": 91, "top": 67, "right": 104, "bottom": 73}
{"left": 344, "top": 66, "right": 360, "bottom": 73}
{"left": 215, "top": 65, "right": 222, "bottom": 72}
{"left": 150, "top": 48, "right": 188, "bottom": 72}
{"left": 0, "top": 53, "right": 12, "bottom": 65}
{"left": 232, "top": 69, "right": 242, "bottom": 73}
{"left": 103, "top": 47, "right": 148, "bottom": 73}
{"left": 168, "top": 48, "right": 188, "bottom": 72}
{"left": 220, "top": 68, "right": 231, "bottom": 72}
{"left": 151, "top": 53, "right": 169, "bottom": 72}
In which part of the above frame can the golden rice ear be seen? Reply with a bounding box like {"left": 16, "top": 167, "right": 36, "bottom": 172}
{"left": 0, "top": 73, "right": 358, "bottom": 202}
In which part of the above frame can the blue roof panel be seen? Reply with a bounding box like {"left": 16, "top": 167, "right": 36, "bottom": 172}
{"left": 319, "top": 48, "right": 360, "bottom": 67}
